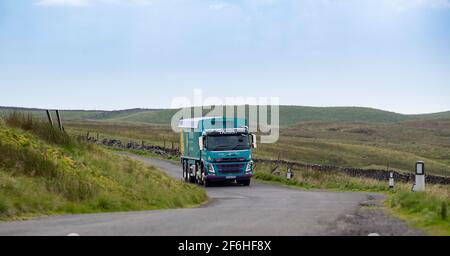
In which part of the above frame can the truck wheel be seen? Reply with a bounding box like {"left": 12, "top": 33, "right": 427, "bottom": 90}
{"left": 189, "top": 164, "right": 196, "bottom": 184}
{"left": 185, "top": 162, "right": 195, "bottom": 183}
{"left": 195, "top": 172, "right": 201, "bottom": 185}
{"left": 189, "top": 174, "right": 196, "bottom": 183}
{"left": 195, "top": 163, "right": 203, "bottom": 185}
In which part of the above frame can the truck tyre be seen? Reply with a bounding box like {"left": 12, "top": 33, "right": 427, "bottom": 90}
{"left": 189, "top": 174, "right": 196, "bottom": 183}
{"left": 201, "top": 164, "right": 209, "bottom": 186}
{"left": 188, "top": 164, "right": 196, "bottom": 183}
{"left": 195, "top": 162, "right": 203, "bottom": 185}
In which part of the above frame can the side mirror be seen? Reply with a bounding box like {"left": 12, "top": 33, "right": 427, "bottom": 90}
{"left": 251, "top": 134, "right": 257, "bottom": 149}
{"left": 199, "top": 136, "right": 205, "bottom": 151}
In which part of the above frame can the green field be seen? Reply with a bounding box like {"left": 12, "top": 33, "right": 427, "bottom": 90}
{"left": 2, "top": 106, "right": 450, "bottom": 176}
{"left": 62, "top": 118, "right": 450, "bottom": 177}
{"left": 0, "top": 113, "right": 207, "bottom": 220}
{"left": 258, "top": 119, "right": 450, "bottom": 176}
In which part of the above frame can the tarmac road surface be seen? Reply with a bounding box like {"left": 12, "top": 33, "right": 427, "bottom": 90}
{"left": 0, "top": 153, "right": 412, "bottom": 236}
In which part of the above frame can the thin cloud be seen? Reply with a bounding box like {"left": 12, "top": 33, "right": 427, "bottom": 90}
{"left": 36, "top": 0, "right": 153, "bottom": 7}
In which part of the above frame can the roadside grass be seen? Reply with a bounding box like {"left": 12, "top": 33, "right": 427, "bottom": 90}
{"left": 3, "top": 112, "right": 74, "bottom": 147}
{"left": 254, "top": 162, "right": 450, "bottom": 236}
{"left": 387, "top": 189, "right": 450, "bottom": 236}
{"left": 0, "top": 114, "right": 207, "bottom": 220}
{"left": 254, "top": 163, "right": 391, "bottom": 192}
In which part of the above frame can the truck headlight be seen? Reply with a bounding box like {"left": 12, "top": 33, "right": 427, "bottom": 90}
{"left": 208, "top": 164, "right": 216, "bottom": 174}
{"left": 245, "top": 161, "right": 254, "bottom": 173}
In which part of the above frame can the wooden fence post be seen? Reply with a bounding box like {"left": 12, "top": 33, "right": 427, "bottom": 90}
{"left": 46, "top": 110, "right": 54, "bottom": 127}
{"left": 55, "top": 110, "right": 64, "bottom": 132}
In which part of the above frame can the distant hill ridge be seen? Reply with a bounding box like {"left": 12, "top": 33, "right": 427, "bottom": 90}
{"left": 1, "top": 106, "right": 450, "bottom": 127}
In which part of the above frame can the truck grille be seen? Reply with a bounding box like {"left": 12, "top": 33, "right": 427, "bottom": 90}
{"left": 215, "top": 158, "right": 246, "bottom": 163}
{"left": 215, "top": 163, "right": 245, "bottom": 175}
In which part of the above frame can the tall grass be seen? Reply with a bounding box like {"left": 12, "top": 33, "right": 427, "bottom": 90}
{"left": 0, "top": 113, "right": 101, "bottom": 201}
{"left": 3, "top": 112, "right": 73, "bottom": 147}
{"left": 0, "top": 113, "right": 207, "bottom": 219}
{"left": 388, "top": 189, "right": 450, "bottom": 235}
{"left": 254, "top": 163, "right": 389, "bottom": 192}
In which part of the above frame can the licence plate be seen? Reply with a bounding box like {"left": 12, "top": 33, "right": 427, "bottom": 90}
{"left": 226, "top": 176, "right": 236, "bottom": 179}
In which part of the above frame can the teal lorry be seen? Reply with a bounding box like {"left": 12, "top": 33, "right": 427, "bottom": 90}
{"left": 178, "top": 117, "right": 257, "bottom": 187}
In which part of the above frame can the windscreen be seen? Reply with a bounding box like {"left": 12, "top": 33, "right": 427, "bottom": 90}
{"left": 206, "top": 134, "right": 250, "bottom": 151}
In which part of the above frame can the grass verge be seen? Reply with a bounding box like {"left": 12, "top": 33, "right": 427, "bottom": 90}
{"left": 0, "top": 113, "right": 207, "bottom": 220}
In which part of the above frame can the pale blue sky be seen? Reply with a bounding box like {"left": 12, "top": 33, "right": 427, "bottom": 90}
{"left": 1, "top": 0, "right": 449, "bottom": 114}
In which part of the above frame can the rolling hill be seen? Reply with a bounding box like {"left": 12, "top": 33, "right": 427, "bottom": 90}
{"left": 1, "top": 106, "right": 450, "bottom": 127}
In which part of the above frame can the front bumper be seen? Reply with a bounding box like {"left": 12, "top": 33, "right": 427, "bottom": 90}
{"left": 205, "top": 174, "right": 252, "bottom": 182}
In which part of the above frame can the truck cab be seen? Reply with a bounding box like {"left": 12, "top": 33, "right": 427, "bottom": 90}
{"left": 178, "top": 117, "right": 256, "bottom": 187}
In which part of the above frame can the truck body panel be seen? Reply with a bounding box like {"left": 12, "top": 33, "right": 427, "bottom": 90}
{"left": 178, "top": 117, "right": 255, "bottom": 186}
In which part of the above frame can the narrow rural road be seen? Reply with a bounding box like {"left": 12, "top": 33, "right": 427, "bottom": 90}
{"left": 0, "top": 153, "right": 417, "bottom": 236}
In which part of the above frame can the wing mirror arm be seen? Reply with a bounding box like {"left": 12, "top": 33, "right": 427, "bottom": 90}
{"left": 251, "top": 134, "right": 257, "bottom": 149}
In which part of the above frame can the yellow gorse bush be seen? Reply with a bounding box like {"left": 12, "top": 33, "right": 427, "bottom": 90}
{"left": 1, "top": 126, "right": 77, "bottom": 169}
{"left": 0, "top": 128, "right": 35, "bottom": 148}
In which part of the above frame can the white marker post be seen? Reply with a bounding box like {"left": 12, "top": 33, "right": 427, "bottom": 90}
{"left": 413, "top": 161, "right": 425, "bottom": 192}
{"left": 389, "top": 172, "right": 395, "bottom": 189}
{"left": 286, "top": 168, "right": 293, "bottom": 180}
